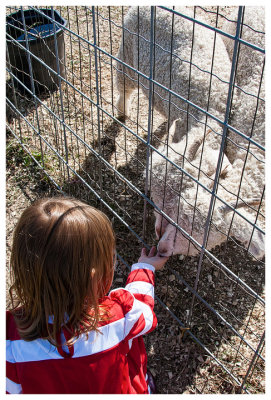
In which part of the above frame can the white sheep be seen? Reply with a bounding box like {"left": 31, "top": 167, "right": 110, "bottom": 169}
{"left": 116, "top": 6, "right": 265, "bottom": 259}
{"left": 222, "top": 6, "right": 265, "bottom": 164}
{"left": 150, "top": 119, "right": 264, "bottom": 259}
{"left": 219, "top": 6, "right": 265, "bottom": 257}
{"left": 116, "top": 6, "right": 232, "bottom": 145}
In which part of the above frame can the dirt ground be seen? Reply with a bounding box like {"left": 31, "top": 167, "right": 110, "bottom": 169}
{"left": 6, "top": 5, "right": 265, "bottom": 394}
{"left": 5, "top": 138, "right": 265, "bottom": 394}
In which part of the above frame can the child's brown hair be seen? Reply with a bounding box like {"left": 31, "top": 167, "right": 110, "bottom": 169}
{"left": 9, "top": 196, "right": 115, "bottom": 346}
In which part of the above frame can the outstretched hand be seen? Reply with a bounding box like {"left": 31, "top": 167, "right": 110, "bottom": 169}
{"left": 138, "top": 246, "right": 169, "bottom": 271}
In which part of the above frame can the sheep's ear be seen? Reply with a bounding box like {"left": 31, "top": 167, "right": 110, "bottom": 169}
{"left": 247, "top": 230, "right": 265, "bottom": 260}
{"left": 169, "top": 118, "right": 185, "bottom": 143}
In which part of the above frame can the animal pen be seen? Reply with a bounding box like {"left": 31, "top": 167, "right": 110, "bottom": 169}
{"left": 6, "top": 6, "right": 265, "bottom": 394}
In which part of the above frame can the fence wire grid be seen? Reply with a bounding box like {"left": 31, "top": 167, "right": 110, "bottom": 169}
{"left": 6, "top": 5, "right": 265, "bottom": 394}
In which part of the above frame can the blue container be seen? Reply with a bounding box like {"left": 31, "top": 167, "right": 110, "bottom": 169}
{"left": 6, "top": 8, "right": 67, "bottom": 94}
{"left": 16, "top": 23, "right": 56, "bottom": 42}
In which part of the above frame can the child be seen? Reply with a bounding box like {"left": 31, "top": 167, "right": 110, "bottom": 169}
{"left": 6, "top": 196, "right": 168, "bottom": 394}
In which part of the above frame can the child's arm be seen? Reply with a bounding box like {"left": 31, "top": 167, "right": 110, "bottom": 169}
{"left": 109, "top": 247, "right": 168, "bottom": 341}
{"left": 125, "top": 246, "right": 168, "bottom": 311}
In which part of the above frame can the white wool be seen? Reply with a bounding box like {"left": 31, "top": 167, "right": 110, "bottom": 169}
{"left": 116, "top": 6, "right": 265, "bottom": 259}
{"left": 116, "top": 6, "right": 231, "bottom": 142}
{"left": 221, "top": 6, "right": 265, "bottom": 163}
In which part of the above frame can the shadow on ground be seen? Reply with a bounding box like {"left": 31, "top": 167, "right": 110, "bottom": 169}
{"left": 6, "top": 114, "right": 265, "bottom": 394}
{"left": 63, "top": 117, "right": 265, "bottom": 393}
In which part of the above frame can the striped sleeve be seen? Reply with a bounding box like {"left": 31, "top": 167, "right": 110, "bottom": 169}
{"left": 109, "top": 262, "right": 157, "bottom": 342}
{"left": 6, "top": 312, "right": 22, "bottom": 394}
{"left": 126, "top": 263, "right": 155, "bottom": 303}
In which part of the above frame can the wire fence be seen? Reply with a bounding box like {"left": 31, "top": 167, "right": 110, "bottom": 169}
{"left": 6, "top": 6, "right": 265, "bottom": 394}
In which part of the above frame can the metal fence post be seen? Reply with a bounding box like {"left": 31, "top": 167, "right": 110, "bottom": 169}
{"left": 187, "top": 6, "right": 244, "bottom": 327}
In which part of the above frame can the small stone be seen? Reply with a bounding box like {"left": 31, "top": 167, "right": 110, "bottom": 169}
{"left": 161, "top": 286, "right": 168, "bottom": 294}
{"left": 168, "top": 371, "right": 173, "bottom": 379}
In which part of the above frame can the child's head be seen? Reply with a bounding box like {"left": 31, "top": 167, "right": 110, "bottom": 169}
{"left": 9, "top": 196, "right": 115, "bottom": 344}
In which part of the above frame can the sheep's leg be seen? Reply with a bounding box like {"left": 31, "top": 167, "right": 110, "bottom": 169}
{"left": 116, "top": 38, "right": 136, "bottom": 120}
{"left": 219, "top": 153, "right": 232, "bottom": 178}
{"left": 207, "top": 152, "right": 232, "bottom": 189}
{"left": 229, "top": 217, "right": 265, "bottom": 260}
{"left": 168, "top": 118, "right": 188, "bottom": 143}
{"left": 116, "top": 82, "right": 135, "bottom": 120}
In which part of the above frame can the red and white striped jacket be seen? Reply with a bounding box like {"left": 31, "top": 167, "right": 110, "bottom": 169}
{"left": 6, "top": 263, "right": 157, "bottom": 394}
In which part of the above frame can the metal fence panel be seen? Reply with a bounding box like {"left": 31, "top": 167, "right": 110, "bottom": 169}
{"left": 6, "top": 6, "right": 265, "bottom": 394}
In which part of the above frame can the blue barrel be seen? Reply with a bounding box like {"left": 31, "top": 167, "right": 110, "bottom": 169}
{"left": 6, "top": 8, "right": 67, "bottom": 94}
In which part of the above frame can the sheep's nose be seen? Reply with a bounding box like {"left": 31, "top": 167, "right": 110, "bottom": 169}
{"left": 157, "top": 242, "right": 171, "bottom": 257}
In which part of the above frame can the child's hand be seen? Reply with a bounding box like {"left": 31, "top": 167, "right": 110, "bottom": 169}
{"left": 138, "top": 246, "right": 169, "bottom": 271}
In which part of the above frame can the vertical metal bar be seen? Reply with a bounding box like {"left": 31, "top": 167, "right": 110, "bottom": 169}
{"left": 156, "top": 8, "right": 175, "bottom": 247}
{"left": 6, "top": 47, "right": 25, "bottom": 151}
{"left": 108, "top": 6, "right": 114, "bottom": 117}
{"left": 51, "top": 6, "right": 70, "bottom": 180}
{"left": 239, "top": 331, "right": 265, "bottom": 393}
{"left": 85, "top": 7, "right": 96, "bottom": 160}
{"left": 107, "top": 6, "right": 117, "bottom": 206}
{"left": 6, "top": 48, "right": 20, "bottom": 125}
{"left": 92, "top": 6, "right": 103, "bottom": 199}
{"left": 57, "top": 6, "right": 74, "bottom": 175}
{"left": 187, "top": 6, "right": 244, "bottom": 327}
{"left": 173, "top": 6, "right": 195, "bottom": 256}
{"left": 20, "top": 6, "right": 45, "bottom": 168}
{"left": 96, "top": 7, "right": 105, "bottom": 162}
{"left": 120, "top": 6, "right": 128, "bottom": 213}
{"left": 143, "top": 6, "right": 155, "bottom": 240}
{"left": 228, "top": 61, "right": 265, "bottom": 254}
{"left": 66, "top": 6, "right": 80, "bottom": 179}
{"left": 136, "top": 6, "right": 141, "bottom": 177}
{"left": 187, "top": 7, "right": 219, "bottom": 257}
{"left": 75, "top": 7, "right": 87, "bottom": 172}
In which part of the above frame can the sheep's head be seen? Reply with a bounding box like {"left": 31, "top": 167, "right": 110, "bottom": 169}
{"left": 150, "top": 118, "right": 264, "bottom": 260}
{"left": 154, "top": 189, "right": 226, "bottom": 257}
{"left": 151, "top": 118, "right": 229, "bottom": 257}
{"left": 155, "top": 192, "right": 264, "bottom": 259}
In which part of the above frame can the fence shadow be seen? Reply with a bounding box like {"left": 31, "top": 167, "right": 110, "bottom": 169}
{"left": 6, "top": 78, "right": 52, "bottom": 122}
{"left": 8, "top": 114, "right": 264, "bottom": 394}
{"left": 63, "top": 118, "right": 265, "bottom": 393}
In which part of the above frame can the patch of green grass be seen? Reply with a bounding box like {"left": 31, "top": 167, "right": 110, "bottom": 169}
{"left": 6, "top": 138, "right": 51, "bottom": 171}
{"left": 6, "top": 137, "right": 57, "bottom": 192}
